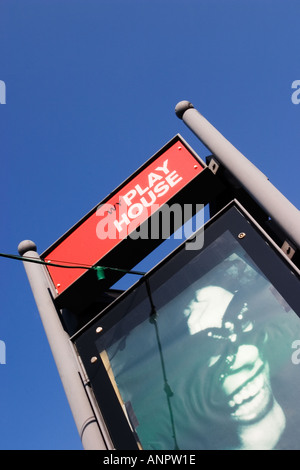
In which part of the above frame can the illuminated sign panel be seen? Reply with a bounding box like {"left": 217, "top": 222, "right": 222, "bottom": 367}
{"left": 74, "top": 202, "right": 300, "bottom": 450}
{"left": 42, "top": 136, "right": 206, "bottom": 299}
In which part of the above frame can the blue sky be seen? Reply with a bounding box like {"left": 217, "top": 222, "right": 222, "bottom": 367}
{"left": 0, "top": 0, "right": 299, "bottom": 450}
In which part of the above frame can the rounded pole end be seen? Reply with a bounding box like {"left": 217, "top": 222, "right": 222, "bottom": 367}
{"left": 18, "top": 240, "right": 37, "bottom": 256}
{"left": 175, "top": 100, "right": 194, "bottom": 119}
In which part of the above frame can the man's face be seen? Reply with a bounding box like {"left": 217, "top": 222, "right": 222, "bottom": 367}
{"left": 220, "top": 345, "right": 272, "bottom": 424}
{"left": 185, "top": 286, "right": 274, "bottom": 425}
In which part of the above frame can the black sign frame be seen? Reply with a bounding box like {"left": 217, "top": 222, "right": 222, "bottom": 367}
{"left": 73, "top": 200, "right": 300, "bottom": 450}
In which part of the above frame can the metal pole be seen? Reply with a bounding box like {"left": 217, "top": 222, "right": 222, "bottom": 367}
{"left": 175, "top": 100, "right": 300, "bottom": 250}
{"left": 18, "top": 240, "right": 109, "bottom": 450}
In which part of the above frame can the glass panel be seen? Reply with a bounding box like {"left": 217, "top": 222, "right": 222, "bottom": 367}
{"left": 95, "top": 230, "right": 300, "bottom": 450}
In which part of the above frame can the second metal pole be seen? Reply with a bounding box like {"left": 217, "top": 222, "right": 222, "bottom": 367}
{"left": 18, "top": 240, "right": 110, "bottom": 450}
{"left": 175, "top": 100, "right": 300, "bottom": 250}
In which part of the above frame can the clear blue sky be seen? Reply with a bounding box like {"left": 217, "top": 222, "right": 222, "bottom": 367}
{"left": 0, "top": 0, "right": 299, "bottom": 450}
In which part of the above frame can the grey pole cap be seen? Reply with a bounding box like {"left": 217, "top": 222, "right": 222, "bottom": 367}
{"left": 175, "top": 100, "right": 194, "bottom": 119}
{"left": 18, "top": 240, "right": 37, "bottom": 256}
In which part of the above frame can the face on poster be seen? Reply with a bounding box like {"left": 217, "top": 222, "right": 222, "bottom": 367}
{"left": 95, "top": 230, "right": 300, "bottom": 450}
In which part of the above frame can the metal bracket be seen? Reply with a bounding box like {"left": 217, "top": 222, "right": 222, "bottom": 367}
{"left": 208, "top": 157, "right": 220, "bottom": 175}
{"left": 281, "top": 240, "right": 296, "bottom": 260}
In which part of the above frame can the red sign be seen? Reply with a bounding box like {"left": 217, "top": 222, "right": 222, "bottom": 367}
{"left": 43, "top": 136, "right": 204, "bottom": 295}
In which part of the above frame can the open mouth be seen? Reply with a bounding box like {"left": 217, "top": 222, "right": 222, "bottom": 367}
{"left": 226, "top": 367, "right": 272, "bottom": 423}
